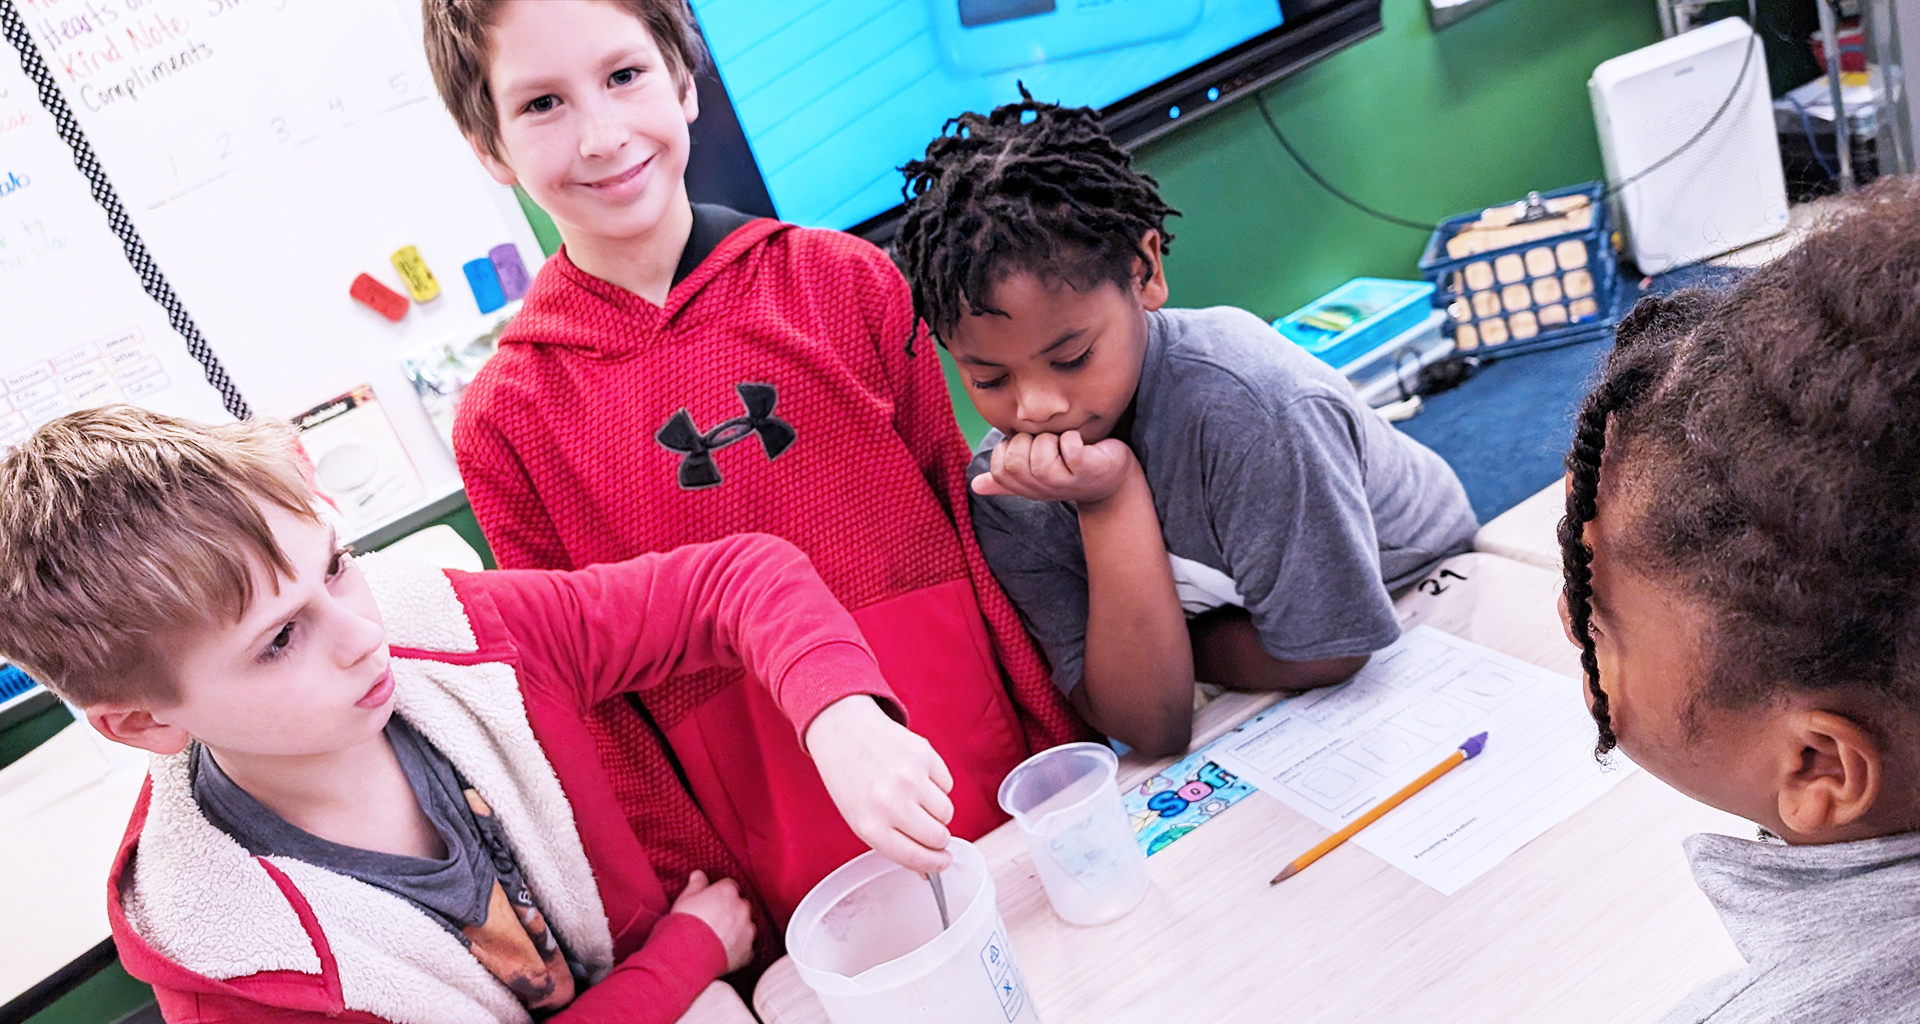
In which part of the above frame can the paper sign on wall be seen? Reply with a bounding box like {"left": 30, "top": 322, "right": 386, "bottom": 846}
{"left": 293, "top": 384, "right": 424, "bottom": 527}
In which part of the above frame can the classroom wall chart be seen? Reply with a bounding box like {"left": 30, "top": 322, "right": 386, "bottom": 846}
{"left": 0, "top": 0, "right": 544, "bottom": 520}
{"left": 0, "top": 2, "right": 235, "bottom": 449}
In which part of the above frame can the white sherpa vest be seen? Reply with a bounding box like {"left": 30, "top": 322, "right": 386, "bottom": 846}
{"left": 118, "top": 554, "right": 615, "bottom": 1024}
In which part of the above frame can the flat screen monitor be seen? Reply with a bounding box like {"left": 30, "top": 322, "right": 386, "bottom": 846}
{"left": 684, "top": 0, "right": 1383, "bottom": 237}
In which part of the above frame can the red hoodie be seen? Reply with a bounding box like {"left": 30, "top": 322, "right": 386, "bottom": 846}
{"left": 452, "top": 219, "right": 1088, "bottom": 932}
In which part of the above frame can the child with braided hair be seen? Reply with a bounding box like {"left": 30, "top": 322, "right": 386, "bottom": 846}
{"left": 1557, "top": 176, "right": 1920, "bottom": 1024}
{"left": 895, "top": 96, "right": 1477, "bottom": 756}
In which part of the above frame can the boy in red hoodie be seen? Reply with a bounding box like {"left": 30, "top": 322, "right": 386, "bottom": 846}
{"left": 0, "top": 406, "right": 951, "bottom": 1023}
{"left": 424, "top": 0, "right": 1087, "bottom": 931}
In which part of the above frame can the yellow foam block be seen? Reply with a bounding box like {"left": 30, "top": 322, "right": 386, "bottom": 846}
{"left": 390, "top": 246, "right": 440, "bottom": 303}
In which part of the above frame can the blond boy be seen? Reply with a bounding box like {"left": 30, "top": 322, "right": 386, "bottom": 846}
{"left": 0, "top": 406, "right": 951, "bottom": 1023}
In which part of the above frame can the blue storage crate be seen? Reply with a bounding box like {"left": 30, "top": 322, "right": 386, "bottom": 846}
{"left": 0, "top": 661, "right": 54, "bottom": 731}
{"left": 1271, "top": 278, "right": 1436, "bottom": 369}
{"left": 1417, "top": 182, "right": 1621, "bottom": 356}
{"left": 0, "top": 662, "right": 36, "bottom": 703}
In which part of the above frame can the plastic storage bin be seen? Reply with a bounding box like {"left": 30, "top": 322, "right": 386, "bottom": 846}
{"left": 1417, "top": 181, "right": 1621, "bottom": 356}
{"left": 0, "top": 661, "right": 53, "bottom": 732}
{"left": 1340, "top": 310, "right": 1452, "bottom": 408}
{"left": 1272, "top": 278, "right": 1437, "bottom": 370}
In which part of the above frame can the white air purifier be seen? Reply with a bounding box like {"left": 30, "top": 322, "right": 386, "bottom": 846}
{"left": 1590, "top": 18, "right": 1790, "bottom": 274}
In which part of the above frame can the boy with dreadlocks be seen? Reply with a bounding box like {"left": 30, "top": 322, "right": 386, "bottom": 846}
{"left": 1558, "top": 178, "right": 1920, "bottom": 1024}
{"left": 895, "top": 98, "right": 1478, "bottom": 756}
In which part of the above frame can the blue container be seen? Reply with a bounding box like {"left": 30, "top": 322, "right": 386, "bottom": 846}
{"left": 0, "top": 663, "right": 35, "bottom": 703}
{"left": 463, "top": 257, "right": 507, "bottom": 315}
{"left": 1271, "top": 278, "right": 1437, "bottom": 369}
{"left": 1417, "top": 181, "right": 1620, "bottom": 356}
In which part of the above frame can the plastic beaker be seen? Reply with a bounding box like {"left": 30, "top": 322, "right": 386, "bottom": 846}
{"left": 997, "top": 742, "right": 1150, "bottom": 926}
{"left": 787, "top": 838, "right": 1041, "bottom": 1024}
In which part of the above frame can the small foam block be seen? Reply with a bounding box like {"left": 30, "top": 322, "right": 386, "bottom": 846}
{"left": 350, "top": 273, "right": 409, "bottom": 322}
{"left": 463, "top": 257, "right": 507, "bottom": 314}
{"left": 490, "top": 243, "right": 531, "bottom": 300}
{"left": 390, "top": 245, "right": 441, "bottom": 303}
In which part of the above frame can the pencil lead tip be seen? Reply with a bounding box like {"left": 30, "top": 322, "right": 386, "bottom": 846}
{"left": 1269, "top": 864, "right": 1299, "bottom": 885}
{"left": 1460, "top": 731, "right": 1489, "bottom": 759}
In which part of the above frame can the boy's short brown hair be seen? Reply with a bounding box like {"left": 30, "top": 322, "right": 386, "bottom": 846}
{"left": 0, "top": 406, "right": 318, "bottom": 708}
{"left": 423, "top": 0, "right": 708, "bottom": 160}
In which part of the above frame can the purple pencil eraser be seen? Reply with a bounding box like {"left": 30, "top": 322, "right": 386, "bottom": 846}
{"left": 1460, "top": 731, "right": 1490, "bottom": 759}
{"left": 490, "top": 243, "right": 531, "bottom": 300}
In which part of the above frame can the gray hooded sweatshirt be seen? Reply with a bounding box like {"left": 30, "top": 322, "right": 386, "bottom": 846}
{"left": 1657, "top": 830, "right": 1920, "bottom": 1023}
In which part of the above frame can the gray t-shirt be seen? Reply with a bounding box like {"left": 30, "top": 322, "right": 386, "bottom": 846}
{"left": 195, "top": 715, "right": 506, "bottom": 930}
{"left": 1656, "top": 829, "right": 1920, "bottom": 1024}
{"left": 193, "top": 714, "right": 583, "bottom": 1001}
{"left": 969, "top": 305, "right": 1478, "bottom": 696}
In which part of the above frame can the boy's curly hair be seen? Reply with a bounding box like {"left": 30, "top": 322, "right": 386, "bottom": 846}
{"left": 894, "top": 92, "right": 1178, "bottom": 345}
{"left": 422, "top": 0, "right": 707, "bottom": 161}
{"left": 1560, "top": 176, "right": 1920, "bottom": 756}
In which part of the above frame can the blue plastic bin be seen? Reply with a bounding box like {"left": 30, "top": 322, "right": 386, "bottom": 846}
{"left": 1416, "top": 181, "right": 1620, "bottom": 356}
{"left": 0, "top": 663, "right": 35, "bottom": 703}
{"left": 1271, "top": 278, "right": 1437, "bottom": 369}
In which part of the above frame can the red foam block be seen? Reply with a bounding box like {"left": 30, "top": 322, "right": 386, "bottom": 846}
{"left": 351, "top": 273, "right": 409, "bottom": 322}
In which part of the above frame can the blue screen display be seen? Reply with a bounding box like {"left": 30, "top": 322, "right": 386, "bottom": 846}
{"left": 691, "top": 0, "right": 1284, "bottom": 229}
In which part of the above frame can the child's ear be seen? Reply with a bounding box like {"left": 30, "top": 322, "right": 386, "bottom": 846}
{"left": 1133, "top": 230, "right": 1169, "bottom": 312}
{"left": 469, "top": 134, "right": 520, "bottom": 188}
{"left": 679, "top": 68, "right": 700, "bottom": 124}
{"left": 88, "top": 706, "right": 192, "bottom": 757}
{"left": 1774, "top": 709, "right": 1882, "bottom": 838}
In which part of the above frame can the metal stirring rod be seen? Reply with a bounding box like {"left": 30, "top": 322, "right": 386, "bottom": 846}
{"left": 928, "top": 871, "right": 951, "bottom": 931}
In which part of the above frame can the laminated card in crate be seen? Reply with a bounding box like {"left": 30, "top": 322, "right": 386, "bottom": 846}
{"left": 1418, "top": 183, "right": 1622, "bottom": 356}
{"left": 1272, "top": 278, "right": 1436, "bottom": 370}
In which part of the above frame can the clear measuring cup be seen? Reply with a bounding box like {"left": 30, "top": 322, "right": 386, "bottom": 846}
{"left": 997, "top": 742, "right": 1149, "bottom": 926}
{"left": 787, "top": 838, "right": 1040, "bottom": 1024}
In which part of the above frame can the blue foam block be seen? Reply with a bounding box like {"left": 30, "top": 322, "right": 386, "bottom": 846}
{"left": 463, "top": 257, "right": 507, "bottom": 314}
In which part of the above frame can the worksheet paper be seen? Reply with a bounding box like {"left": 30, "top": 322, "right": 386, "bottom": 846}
{"left": 1210, "top": 626, "right": 1636, "bottom": 895}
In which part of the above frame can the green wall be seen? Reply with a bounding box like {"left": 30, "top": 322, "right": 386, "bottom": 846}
{"left": 1142, "top": 0, "right": 1662, "bottom": 316}
{"left": 944, "top": 0, "right": 1664, "bottom": 444}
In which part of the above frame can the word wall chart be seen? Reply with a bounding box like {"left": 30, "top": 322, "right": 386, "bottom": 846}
{"left": 12, "top": 0, "right": 540, "bottom": 492}
{"left": 0, "top": 4, "right": 229, "bottom": 451}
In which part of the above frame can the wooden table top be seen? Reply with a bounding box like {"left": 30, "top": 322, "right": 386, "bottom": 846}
{"left": 753, "top": 552, "right": 1749, "bottom": 1024}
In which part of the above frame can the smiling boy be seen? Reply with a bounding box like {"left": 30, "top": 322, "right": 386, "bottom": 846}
{"left": 423, "top": 0, "right": 1085, "bottom": 930}
{"left": 895, "top": 99, "right": 1478, "bottom": 755}
{"left": 0, "top": 406, "right": 956, "bottom": 1024}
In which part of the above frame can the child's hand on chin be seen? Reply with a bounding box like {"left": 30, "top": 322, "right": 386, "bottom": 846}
{"left": 806, "top": 696, "right": 956, "bottom": 875}
{"left": 669, "top": 870, "right": 756, "bottom": 973}
{"left": 973, "top": 430, "right": 1137, "bottom": 507}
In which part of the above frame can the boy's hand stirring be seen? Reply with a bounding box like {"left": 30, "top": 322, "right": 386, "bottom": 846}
{"left": 806, "top": 696, "right": 957, "bottom": 874}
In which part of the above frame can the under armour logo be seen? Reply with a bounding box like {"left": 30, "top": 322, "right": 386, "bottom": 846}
{"left": 655, "top": 383, "right": 796, "bottom": 490}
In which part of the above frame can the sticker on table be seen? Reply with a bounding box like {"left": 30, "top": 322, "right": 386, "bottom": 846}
{"left": 1124, "top": 745, "right": 1261, "bottom": 856}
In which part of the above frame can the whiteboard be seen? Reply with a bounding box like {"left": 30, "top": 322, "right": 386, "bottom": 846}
{"left": 4, "top": 0, "right": 545, "bottom": 521}
{"left": 0, "top": 17, "right": 231, "bottom": 444}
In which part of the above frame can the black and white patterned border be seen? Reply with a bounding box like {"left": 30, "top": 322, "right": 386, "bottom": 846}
{"left": 0, "top": 0, "right": 250, "bottom": 420}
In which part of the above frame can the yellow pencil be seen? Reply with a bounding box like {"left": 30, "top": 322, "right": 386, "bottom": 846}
{"left": 1270, "top": 731, "right": 1489, "bottom": 885}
